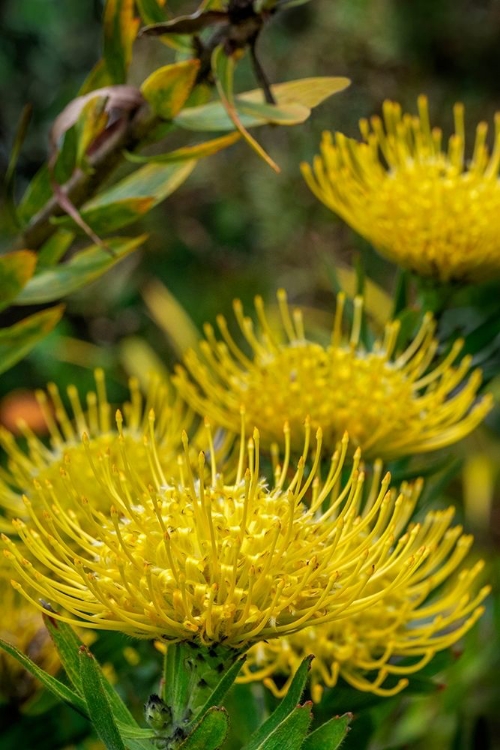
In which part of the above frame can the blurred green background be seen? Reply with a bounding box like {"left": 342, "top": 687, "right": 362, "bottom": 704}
{"left": 0, "top": 1, "right": 499, "bottom": 748}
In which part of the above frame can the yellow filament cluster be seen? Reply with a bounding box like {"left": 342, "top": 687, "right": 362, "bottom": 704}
{"left": 241, "top": 529, "right": 489, "bottom": 700}
{"left": 0, "top": 566, "right": 60, "bottom": 703}
{"left": 303, "top": 97, "right": 500, "bottom": 282}
{"left": 174, "top": 290, "right": 492, "bottom": 460}
{"left": 0, "top": 370, "right": 193, "bottom": 523}
{"left": 3, "top": 420, "right": 451, "bottom": 648}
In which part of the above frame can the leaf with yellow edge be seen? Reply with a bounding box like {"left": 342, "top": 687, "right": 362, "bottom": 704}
{"left": 124, "top": 132, "right": 240, "bottom": 164}
{"left": 136, "top": 0, "right": 166, "bottom": 24}
{"left": 212, "top": 46, "right": 280, "bottom": 173}
{"left": 0, "top": 305, "right": 64, "bottom": 374}
{"left": 141, "top": 60, "right": 200, "bottom": 120}
{"left": 103, "top": 0, "right": 140, "bottom": 83}
{"left": 0, "top": 250, "right": 37, "bottom": 312}
{"left": 241, "top": 76, "right": 350, "bottom": 108}
{"left": 74, "top": 96, "right": 109, "bottom": 168}
{"left": 52, "top": 196, "right": 155, "bottom": 235}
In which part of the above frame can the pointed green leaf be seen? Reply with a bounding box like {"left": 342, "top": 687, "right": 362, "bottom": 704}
{"left": 136, "top": 0, "right": 166, "bottom": 24}
{"left": 0, "top": 250, "right": 37, "bottom": 311}
{"left": 37, "top": 230, "right": 75, "bottom": 268}
{"left": 18, "top": 164, "right": 52, "bottom": 226}
{"left": 186, "top": 656, "right": 246, "bottom": 732}
{"left": 43, "top": 613, "right": 84, "bottom": 695}
{"left": 125, "top": 132, "right": 240, "bottom": 164}
{"left": 141, "top": 60, "right": 200, "bottom": 120}
{"left": 0, "top": 305, "right": 64, "bottom": 374}
{"left": 302, "top": 713, "right": 352, "bottom": 750}
{"left": 103, "top": 0, "right": 140, "bottom": 83}
{"left": 255, "top": 704, "right": 313, "bottom": 750}
{"left": 75, "top": 95, "right": 109, "bottom": 168}
{"left": 15, "top": 235, "right": 146, "bottom": 304}
{"left": 79, "top": 646, "right": 127, "bottom": 750}
{"left": 243, "top": 656, "right": 313, "bottom": 750}
{"left": 0, "top": 636, "right": 87, "bottom": 717}
{"left": 179, "top": 707, "right": 229, "bottom": 750}
{"left": 52, "top": 196, "right": 155, "bottom": 235}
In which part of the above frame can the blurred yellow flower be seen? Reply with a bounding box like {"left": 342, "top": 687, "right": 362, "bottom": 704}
{"left": 0, "top": 565, "right": 59, "bottom": 704}
{"left": 0, "top": 370, "right": 193, "bottom": 525}
{"left": 174, "top": 290, "right": 492, "bottom": 460}
{"left": 241, "top": 515, "right": 488, "bottom": 701}
{"left": 4, "top": 421, "right": 442, "bottom": 649}
{"left": 303, "top": 97, "right": 500, "bottom": 283}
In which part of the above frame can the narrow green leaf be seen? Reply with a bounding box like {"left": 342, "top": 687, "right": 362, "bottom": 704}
{"left": 0, "top": 636, "right": 87, "bottom": 717}
{"left": 52, "top": 196, "right": 155, "bottom": 235}
{"left": 141, "top": 60, "right": 200, "bottom": 120}
{"left": 15, "top": 235, "right": 146, "bottom": 304}
{"left": 186, "top": 656, "right": 246, "bottom": 732}
{"left": 236, "top": 99, "right": 310, "bottom": 125}
{"left": 37, "top": 230, "right": 75, "bottom": 268}
{"left": 0, "top": 250, "right": 37, "bottom": 311}
{"left": 255, "top": 704, "right": 312, "bottom": 750}
{"left": 179, "top": 707, "right": 229, "bottom": 750}
{"left": 243, "top": 656, "right": 313, "bottom": 750}
{"left": 136, "top": 0, "right": 166, "bottom": 24}
{"left": 18, "top": 164, "right": 53, "bottom": 226}
{"left": 302, "top": 713, "right": 352, "bottom": 750}
{"left": 103, "top": 0, "right": 140, "bottom": 83}
{"left": 79, "top": 646, "right": 127, "bottom": 750}
{"left": 163, "top": 642, "right": 193, "bottom": 726}
{"left": 0, "top": 305, "right": 64, "bottom": 374}
{"left": 43, "top": 613, "right": 84, "bottom": 695}
{"left": 124, "top": 132, "right": 240, "bottom": 164}
{"left": 75, "top": 95, "right": 109, "bottom": 168}
{"left": 4, "top": 104, "right": 32, "bottom": 230}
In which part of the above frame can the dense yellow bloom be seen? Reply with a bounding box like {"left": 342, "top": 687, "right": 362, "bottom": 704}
{"left": 174, "top": 290, "right": 492, "bottom": 460}
{"left": 0, "top": 370, "right": 192, "bottom": 526}
{"left": 303, "top": 97, "right": 500, "bottom": 282}
{"left": 241, "top": 519, "right": 488, "bottom": 701}
{"left": 4, "top": 420, "right": 447, "bottom": 648}
{"left": 0, "top": 566, "right": 59, "bottom": 704}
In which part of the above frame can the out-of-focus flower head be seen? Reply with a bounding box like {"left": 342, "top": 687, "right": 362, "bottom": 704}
{"left": 3, "top": 413, "right": 445, "bottom": 649}
{"left": 303, "top": 97, "right": 500, "bottom": 283}
{"left": 241, "top": 503, "right": 489, "bottom": 701}
{"left": 174, "top": 290, "right": 492, "bottom": 460}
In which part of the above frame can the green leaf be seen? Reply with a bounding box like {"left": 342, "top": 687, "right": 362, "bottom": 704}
{"left": 76, "top": 161, "right": 196, "bottom": 217}
{"left": 74, "top": 95, "right": 110, "bottom": 168}
{"left": 0, "top": 305, "right": 64, "bottom": 374}
{"left": 37, "top": 230, "right": 75, "bottom": 268}
{"left": 179, "top": 707, "right": 229, "bottom": 750}
{"left": 103, "top": 0, "right": 140, "bottom": 83}
{"left": 186, "top": 656, "right": 246, "bottom": 732}
{"left": 243, "top": 656, "right": 313, "bottom": 750}
{"left": 141, "top": 60, "right": 200, "bottom": 120}
{"left": 43, "top": 613, "right": 84, "bottom": 695}
{"left": 254, "top": 704, "right": 313, "bottom": 750}
{"left": 302, "top": 713, "right": 352, "bottom": 750}
{"left": 79, "top": 646, "right": 127, "bottom": 750}
{"left": 15, "top": 235, "right": 146, "bottom": 304}
{"left": 18, "top": 164, "right": 52, "bottom": 226}
{"left": 0, "top": 250, "right": 37, "bottom": 311}
{"left": 136, "top": 0, "right": 166, "bottom": 24}
{"left": 0, "top": 636, "right": 87, "bottom": 717}
{"left": 124, "top": 132, "right": 240, "bottom": 164}
{"left": 52, "top": 197, "right": 155, "bottom": 235}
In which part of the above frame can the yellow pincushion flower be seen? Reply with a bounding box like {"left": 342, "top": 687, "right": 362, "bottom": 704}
{"left": 174, "top": 290, "right": 492, "bottom": 460}
{"left": 0, "top": 370, "right": 193, "bottom": 525}
{"left": 241, "top": 519, "right": 488, "bottom": 701}
{"left": 302, "top": 97, "right": 500, "bottom": 283}
{"left": 0, "top": 565, "right": 59, "bottom": 704}
{"left": 3, "top": 421, "right": 446, "bottom": 648}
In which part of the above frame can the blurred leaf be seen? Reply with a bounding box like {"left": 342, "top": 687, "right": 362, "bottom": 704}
{"left": 124, "top": 132, "right": 240, "bottom": 164}
{"left": 79, "top": 58, "right": 115, "bottom": 96}
{"left": 136, "top": 0, "right": 166, "bottom": 24}
{"left": 3, "top": 104, "right": 32, "bottom": 230}
{"left": 52, "top": 196, "right": 155, "bottom": 234}
{"left": 119, "top": 337, "right": 172, "bottom": 389}
{"left": 212, "top": 46, "right": 280, "bottom": 172}
{"left": 15, "top": 235, "right": 146, "bottom": 304}
{"left": 141, "top": 60, "right": 200, "bottom": 120}
{"left": 78, "top": 646, "right": 127, "bottom": 750}
{"left": 37, "top": 230, "right": 76, "bottom": 268}
{"left": 103, "top": 0, "right": 140, "bottom": 83}
{"left": 18, "top": 165, "right": 53, "bottom": 226}
{"left": 243, "top": 656, "right": 313, "bottom": 750}
{"left": 236, "top": 99, "right": 310, "bottom": 125}
{"left": 179, "top": 707, "right": 229, "bottom": 750}
{"left": 247, "top": 76, "right": 350, "bottom": 108}
{"left": 0, "top": 305, "right": 64, "bottom": 374}
{"left": 74, "top": 95, "right": 109, "bottom": 168}
{"left": 302, "top": 713, "right": 352, "bottom": 750}
{"left": 0, "top": 250, "right": 37, "bottom": 311}
{"left": 0, "top": 636, "right": 87, "bottom": 717}
{"left": 140, "top": 10, "right": 228, "bottom": 37}
{"left": 143, "top": 279, "right": 200, "bottom": 356}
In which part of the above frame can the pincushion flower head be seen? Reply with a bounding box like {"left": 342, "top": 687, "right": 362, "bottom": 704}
{"left": 241, "top": 504, "right": 489, "bottom": 702}
{"left": 0, "top": 369, "right": 193, "bottom": 526}
{"left": 3, "top": 412, "right": 448, "bottom": 649}
{"left": 303, "top": 96, "right": 500, "bottom": 283}
{"left": 174, "top": 290, "right": 492, "bottom": 460}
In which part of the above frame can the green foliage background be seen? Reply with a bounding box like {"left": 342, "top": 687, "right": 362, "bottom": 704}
{"left": 0, "top": 1, "right": 499, "bottom": 749}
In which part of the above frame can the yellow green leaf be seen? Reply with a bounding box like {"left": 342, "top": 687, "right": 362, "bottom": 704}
{"left": 143, "top": 280, "right": 200, "bottom": 356}
{"left": 240, "top": 76, "right": 351, "bottom": 108}
{"left": 103, "top": 0, "right": 140, "bottom": 83}
{"left": 0, "top": 250, "right": 37, "bottom": 312}
{"left": 52, "top": 196, "right": 155, "bottom": 235}
{"left": 0, "top": 305, "right": 64, "bottom": 374}
{"left": 75, "top": 96, "right": 109, "bottom": 167}
{"left": 141, "top": 60, "right": 200, "bottom": 120}
{"left": 125, "top": 132, "right": 240, "bottom": 164}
